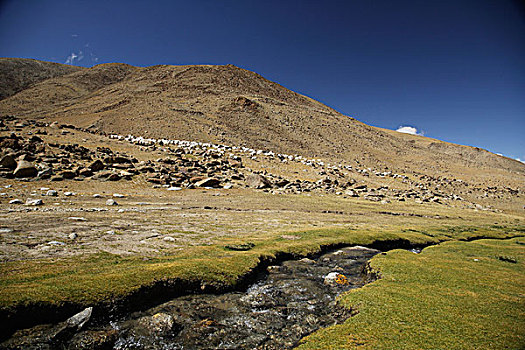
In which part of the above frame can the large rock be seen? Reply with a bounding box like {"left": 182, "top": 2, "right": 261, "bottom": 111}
{"left": 135, "top": 313, "right": 176, "bottom": 335}
{"left": 0, "top": 154, "right": 17, "bottom": 170}
{"left": 195, "top": 177, "right": 221, "bottom": 188}
{"left": 66, "top": 307, "right": 93, "bottom": 330}
{"left": 89, "top": 159, "right": 105, "bottom": 171}
{"left": 13, "top": 160, "right": 38, "bottom": 178}
{"left": 246, "top": 174, "right": 272, "bottom": 189}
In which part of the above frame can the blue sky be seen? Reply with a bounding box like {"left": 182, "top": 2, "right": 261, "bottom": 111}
{"left": 1, "top": 0, "right": 524, "bottom": 162}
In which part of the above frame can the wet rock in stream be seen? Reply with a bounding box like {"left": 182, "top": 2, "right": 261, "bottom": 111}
{"left": 1, "top": 246, "right": 380, "bottom": 350}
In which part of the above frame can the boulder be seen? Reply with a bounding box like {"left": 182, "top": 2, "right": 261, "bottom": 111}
{"left": 60, "top": 170, "right": 76, "bottom": 179}
{"left": 246, "top": 174, "right": 271, "bottom": 189}
{"left": 89, "top": 159, "right": 105, "bottom": 172}
{"left": 195, "top": 178, "right": 221, "bottom": 188}
{"left": 13, "top": 160, "right": 38, "bottom": 178}
{"left": 0, "top": 154, "right": 17, "bottom": 170}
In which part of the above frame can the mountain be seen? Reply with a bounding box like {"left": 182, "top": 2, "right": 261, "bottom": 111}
{"left": 0, "top": 58, "right": 523, "bottom": 189}
{"left": 0, "top": 58, "right": 83, "bottom": 101}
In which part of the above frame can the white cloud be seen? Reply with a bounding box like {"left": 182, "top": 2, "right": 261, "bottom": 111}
{"left": 65, "top": 52, "right": 78, "bottom": 64}
{"left": 396, "top": 126, "right": 423, "bottom": 136}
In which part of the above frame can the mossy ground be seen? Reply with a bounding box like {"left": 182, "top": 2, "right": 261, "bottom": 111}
{"left": 297, "top": 237, "right": 525, "bottom": 350}
{"left": 0, "top": 221, "right": 522, "bottom": 310}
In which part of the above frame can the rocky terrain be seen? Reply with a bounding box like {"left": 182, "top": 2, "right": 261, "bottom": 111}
{"left": 0, "top": 59, "right": 523, "bottom": 349}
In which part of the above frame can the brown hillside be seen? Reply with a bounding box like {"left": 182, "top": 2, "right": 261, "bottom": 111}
{"left": 0, "top": 59, "right": 523, "bottom": 188}
{"left": 0, "top": 58, "right": 83, "bottom": 100}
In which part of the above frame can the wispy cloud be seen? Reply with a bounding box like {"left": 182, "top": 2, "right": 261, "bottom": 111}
{"left": 396, "top": 125, "right": 424, "bottom": 136}
{"left": 65, "top": 52, "right": 79, "bottom": 64}
{"left": 64, "top": 45, "right": 99, "bottom": 65}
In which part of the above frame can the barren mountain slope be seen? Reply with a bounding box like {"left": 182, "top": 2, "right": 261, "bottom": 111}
{"left": 0, "top": 59, "right": 523, "bottom": 188}
{"left": 0, "top": 58, "right": 84, "bottom": 100}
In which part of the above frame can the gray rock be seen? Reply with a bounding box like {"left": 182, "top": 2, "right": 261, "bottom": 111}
{"left": 14, "top": 160, "right": 38, "bottom": 178}
{"left": 66, "top": 307, "right": 93, "bottom": 330}
{"left": 246, "top": 174, "right": 272, "bottom": 189}
{"left": 135, "top": 313, "right": 175, "bottom": 335}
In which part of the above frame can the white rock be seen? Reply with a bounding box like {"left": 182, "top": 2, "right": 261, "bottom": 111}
{"left": 68, "top": 217, "right": 87, "bottom": 221}
{"left": 106, "top": 199, "right": 118, "bottom": 206}
{"left": 25, "top": 199, "right": 43, "bottom": 206}
{"left": 64, "top": 192, "right": 74, "bottom": 196}
{"left": 9, "top": 199, "right": 23, "bottom": 204}
{"left": 113, "top": 193, "right": 125, "bottom": 198}
{"left": 93, "top": 194, "right": 102, "bottom": 198}
{"left": 46, "top": 190, "right": 58, "bottom": 196}
{"left": 163, "top": 236, "right": 175, "bottom": 242}
{"left": 167, "top": 187, "right": 182, "bottom": 191}
{"left": 323, "top": 272, "right": 348, "bottom": 286}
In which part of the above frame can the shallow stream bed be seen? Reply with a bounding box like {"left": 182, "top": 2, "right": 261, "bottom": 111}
{"left": 3, "top": 246, "right": 382, "bottom": 349}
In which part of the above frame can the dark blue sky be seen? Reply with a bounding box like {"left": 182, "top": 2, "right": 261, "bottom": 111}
{"left": 1, "top": 0, "right": 524, "bottom": 161}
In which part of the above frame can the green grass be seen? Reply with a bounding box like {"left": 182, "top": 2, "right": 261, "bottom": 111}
{"left": 0, "top": 224, "right": 522, "bottom": 311}
{"left": 297, "top": 237, "right": 525, "bottom": 350}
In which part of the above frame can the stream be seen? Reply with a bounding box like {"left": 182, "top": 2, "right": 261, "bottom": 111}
{"left": 2, "top": 246, "right": 382, "bottom": 349}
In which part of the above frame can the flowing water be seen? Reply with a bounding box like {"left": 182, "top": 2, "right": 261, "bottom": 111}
{"left": 3, "top": 246, "right": 381, "bottom": 349}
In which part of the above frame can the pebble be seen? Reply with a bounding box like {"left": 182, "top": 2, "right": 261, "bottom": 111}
{"left": 106, "top": 199, "right": 118, "bottom": 206}
{"left": 0, "top": 228, "right": 14, "bottom": 234}
{"left": 113, "top": 193, "right": 125, "bottom": 198}
{"left": 68, "top": 233, "right": 78, "bottom": 240}
{"left": 93, "top": 194, "right": 102, "bottom": 198}
{"left": 48, "top": 241, "right": 65, "bottom": 245}
{"left": 118, "top": 209, "right": 125, "bottom": 213}
{"left": 9, "top": 199, "right": 23, "bottom": 204}
{"left": 106, "top": 230, "right": 116, "bottom": 235}
{"left": 163, "top": 236, "right": 175, "bottom": 242}
{"left": 64, "top": 192, "right": 74, "bottom": 196}
{"left": 46, "top": 190, "right": 58, "bottom": 196}
{"left": 167, "top": 187, "right": 182, "bottom": 191}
